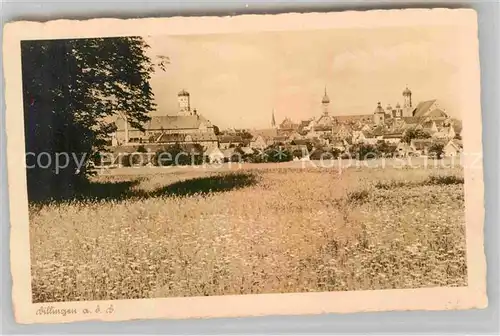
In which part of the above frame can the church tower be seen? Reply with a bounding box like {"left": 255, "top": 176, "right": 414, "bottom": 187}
{"left": 373, "top": 102, "right": 386, "bottom": 125}
{"left": 271, "top": 109, "right": 276, "bottom": 128}
{"left": 178, "top": 89, "right": 191, "bottom": 115}
{"left": 394, "top": 102, "right": 403, "bottom": 119}
{"left": 402, "top": 85, "right": 413, "bottom": 117}
{"left": 322, "top": 87, "right": 330, "bottom": 115}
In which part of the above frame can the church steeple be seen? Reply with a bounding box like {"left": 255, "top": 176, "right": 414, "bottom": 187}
{"left": 271, "top": 109, "right": 276, "bottom": 128}
{"left": 322, "top": 86, "right": 330, "bottom": 115}
{"left": 403, "top": 85, "right": 412, "bottom": 108}
{"left": 402, "top": 85, "right": 413, "bottom": 117}
{"left": 322, "top": 87, "right": 330, "bottom": 104}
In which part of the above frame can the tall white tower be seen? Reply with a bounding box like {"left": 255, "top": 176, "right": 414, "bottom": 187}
{"left": 178, "top": 89, "right": 191, "bottom": 115}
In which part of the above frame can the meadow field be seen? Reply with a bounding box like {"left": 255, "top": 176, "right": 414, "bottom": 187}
{"left": 29, "top": 164, "right": 467, "bottom": 303}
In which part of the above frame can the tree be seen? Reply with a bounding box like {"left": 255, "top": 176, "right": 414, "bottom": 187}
{"left": 376, "top": 140, "right": 397, "bottom": 157}
{"left": 157, "top": 143, "right": 205, "bottom": 166}
{"left": 22, "top": 37, "right": 164, "bottom": 200}
{"left": 402, "top": 128, "right": 431, "bottom": 144}
{"left": 351, "top": 144, "right": 379, "bottom": 160}
{"left": 213, "top": 125, "right": 221, "bottom": 136}
{"left": 263, "top": 144, "right": 292, "bottom": 163}
{"left": 292, "top": 149, "right": 305, "bottom": 159}
{"left": 429, "top": 143, "right": 445, "bottom": 160}
{"left": 239, "top": 130, "right": 254, "bottom": 140}
{"left": 330, "top": 148, "right": 342, "bottom": 159}
{"left": 136, "top": 145, "right": 148, "bottom": 153}
{"left": 229, "top": 147, "right": 245, "bottom": 163}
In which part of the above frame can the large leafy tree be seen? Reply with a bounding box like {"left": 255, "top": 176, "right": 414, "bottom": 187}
{"left": 21, "top": 37, "right": 163, "bottom": 201}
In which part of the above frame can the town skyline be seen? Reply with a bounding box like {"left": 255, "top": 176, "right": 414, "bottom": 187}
{"left": 145, "top": 25, "right": 467, "bottom": 129}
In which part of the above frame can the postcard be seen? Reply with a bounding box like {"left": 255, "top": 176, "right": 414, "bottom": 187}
{"left": 3, "top": 8, "right": 487, "bottom": 324}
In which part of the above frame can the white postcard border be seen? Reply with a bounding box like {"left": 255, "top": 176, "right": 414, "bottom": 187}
{"left": 3, "top": 8, "right": 487, "bottom": 324}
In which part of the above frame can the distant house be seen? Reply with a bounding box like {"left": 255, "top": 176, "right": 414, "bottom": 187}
{"left": 432, "top": 125, "right": 456, "bottom": 140}
{"left": 113, "top": 89, "right": 218, "bottom": 149}
{"left": 352, "top": 130, "right": 377, "bottom": 145}
{"left": 371, "top": 125, "right": 386, "bottom": 140}
{"left": 330, "top": 140, "right": 346, "bottom": 152}
{"left": 113, "top": 114, "right": 219, "bottom": 149}
{"left": 278, "top": 117, "right": 299, "bottom": 135}
{"left": 289, "top": 138, "right": 309, "bottom": 146}
{"left": 360, "top": 124, "right": 373, "bottom": 132}
{"left": 222, "top": 148, "right": 238, "bottom": 162}
{"left": 249, "top": 128, "right": 278, "bottom": 148}
{"left": 334, "top": 114, "right": 374, "bottom": 125}
{"left": 240, "top": 147, "right": 255, "bottom": 156}
{"left": 443, "top": 139, "right": 463, "bottom": 157}
{"left": 288, "top": 131, "right": 305, "bottom": 141}
{"left": 313, "top": 125, "right": 333, "bottom": 137}
{"left": 395, "top": 142, "right": 412, "bottom": 157}
{"left": 298, "top": 119, "right": 314, "bottom": 132}
{"left": 382, "top": 132, "right": 404, "bottom": 144}
{"left": 387, "top": 118, "right": 407, "bottom": 132}
{"left": 411, "top": 99, "right": 449, "bottom": 119}
{"left": 421, "top": 120, "right": 439, "bottom": 134}
{"left": 151, "top": 132, "right": 219, "bottom": 148}
{"left": 204, "top": 147, "right": 224, "bottom": 164}
{"left": 250, "top": 135, "right": 268, "bottom": 150}
{"left": 272, "top": 135, "right": 289, "bottom": 144}
{"left": 218, "top": 135, "right": 244, "bottom": 149}
{"left": 410, "top": 139, "right": 447, "bottom": 156}
{"left": 305, "top": 128, "right": 320, "bottom": 140}
{"left": 331, "top": 124, "right": 352, "bottom": 140}
{"left": 410, "top": 139, "right": 434, "bottom": 156}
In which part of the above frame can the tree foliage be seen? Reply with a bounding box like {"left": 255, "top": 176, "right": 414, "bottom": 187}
{"left": 263, "top": 144, "right": 293, "bottom": 163}
{"left": 376, "top": 140, "right": 397, "bottom": 157}
{"left": 429, "top": 143, "right": 445, "bottom": 160}
{"left": 402, "top": 128, "right": 431, "bottom": 144}
{"left": 22, "top": 37, "right": 161, "bottom": 201}
{"left": 351, "top": 144, "right": 379, "bottom": 160}
{"left": 154, "top": 144, "right": 204, "bottom": 166}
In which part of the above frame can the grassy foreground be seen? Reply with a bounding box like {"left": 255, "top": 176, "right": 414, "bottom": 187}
{"left": 30, "top": 166, "right": 467, "bottom": 302}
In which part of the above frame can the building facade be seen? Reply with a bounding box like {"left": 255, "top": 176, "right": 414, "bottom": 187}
{"left": 112, "top": 89, "right": 219, "bottom": 149}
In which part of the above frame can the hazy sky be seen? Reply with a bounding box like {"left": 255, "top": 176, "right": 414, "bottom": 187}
{"left": 146, "top": 25, "right": 466, "bottom": 129}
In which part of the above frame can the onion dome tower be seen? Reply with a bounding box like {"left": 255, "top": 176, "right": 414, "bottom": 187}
{"left": 402, "top": 85, "right": 412, "bottom": 108}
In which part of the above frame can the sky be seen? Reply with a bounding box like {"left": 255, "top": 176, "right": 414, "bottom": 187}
{"left": 145, "top": 25, "right": 467, "bottom": 129}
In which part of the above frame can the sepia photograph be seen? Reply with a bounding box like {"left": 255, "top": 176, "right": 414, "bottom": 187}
{"left": 3, "top": 9, "right": 487, "bottom": 323}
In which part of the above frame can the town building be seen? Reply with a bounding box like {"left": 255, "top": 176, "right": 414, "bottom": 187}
{"left": 112, "top": 89, "right": 219, "bottom": 149}
{"left": 218, "top": 135, "right": 245, "bottom": 149}
{"left": 278, "top": 117, "right": 300, "bottom": 135}
{"left": 314, "top": 88, "right": 337, "bottom": 128}
{"left": 443, "top": 139, "right": 463, "bottom": 157}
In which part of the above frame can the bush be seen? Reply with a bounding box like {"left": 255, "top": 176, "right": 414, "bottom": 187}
{"left": 120, "top": 153, "right": 148, "bottom": 167}
{"left": 376, "top": 141, "right": 397, "bottom": 157}
{"left": 352, "top": 144, "right": 379, "bottom": 160}
{"left": 310, "top": 148, "right": 336, "bottom": 161}
{"left": 346, "top": 189, "right": 370, "bottom": 204}
{"left": 263, "top": 145, "right": 293, "bottom": 163}
{"left": 136, "top": 145, "right": 148, "bottom": 153}
{"left": 153, "top": 144, "right": 204, "bottom": 166}
{"left": 426, "top": 175, "right": 464, "bottom": 185}
{"left": 429, "top": 143, "right": 445, "bottom": 160}
{"left": 292, "top": 149, "right": 306, "bottom": 159}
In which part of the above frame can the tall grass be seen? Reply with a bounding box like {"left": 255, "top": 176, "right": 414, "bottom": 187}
{"left": 30, "top": 166, "right": 467, "bottom": 302}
